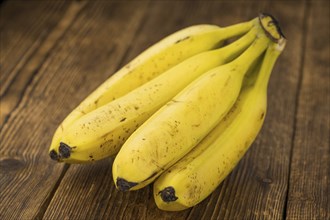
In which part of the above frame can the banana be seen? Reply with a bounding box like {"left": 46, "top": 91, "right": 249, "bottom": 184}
{"left": 49, "top": 19, "right": 255, "bottom": 161}
{"left": 112, "top": 21, "right": 271, "bottom": 191}
{"left": 153, "top": 38, "right": 286, "bottom": 211}
{"left": 50, "top": 24, "right": 260, "bottom": 163}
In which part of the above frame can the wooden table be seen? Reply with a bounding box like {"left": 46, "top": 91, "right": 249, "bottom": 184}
{"left": 1, "top": 0, "right": 329, "bottom": 219}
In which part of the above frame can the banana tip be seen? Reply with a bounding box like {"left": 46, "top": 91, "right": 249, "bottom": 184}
{"left": 59, "top": 142, "right": 72, "bottom": 158}
{"left": 49, "top": 142, "right": 72, "bottom": 162}
{"left": 159, "top": 186, "right": 178, "bottom": 202}
{"left": 49, "top": 150, "right": 59, "bottom": 161}
{"left": 116, "top": 177, "right": 138, "bottom": 191}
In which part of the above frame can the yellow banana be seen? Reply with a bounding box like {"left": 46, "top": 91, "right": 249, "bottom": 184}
{"left": 49, "top": 19, "right": 255, "bottom": 161}
{"left": 50, "top": 24, "right": 260, "bottom": 163}
{"left": 153, "top": 38, "right": 286, "bottom": 211}
{"left": 112, "top": 22, "right": 271, "bottom": 191}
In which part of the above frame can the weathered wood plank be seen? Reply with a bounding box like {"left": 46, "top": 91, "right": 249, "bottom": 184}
{"left": 286, "top": 1, "right": 330, "bottom": 219}
{"left": 0, "top": 1, "right": 84, "bottom": 126}
{"left": 0, "top": 1, "right": 57, "bottom": 85}
{"left": 187, "top": 1, "right": 306, "bottom": 219}
{"left": 0, "top": 1, "right": 148, "bottom": 219}
{"left": 0, "top": 0, "right": 68, "bottom": 95}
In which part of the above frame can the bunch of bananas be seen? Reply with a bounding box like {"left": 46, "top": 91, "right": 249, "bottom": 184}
{"left": 49, "top": 13, "right": 286, "bottom": 211}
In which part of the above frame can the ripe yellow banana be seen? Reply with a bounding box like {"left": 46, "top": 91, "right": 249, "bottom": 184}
{"left": 50, "top": 25, "right": 260, "bottom": 163}
{"left": 112, "top": 23, "right": 271, "bottom": 191}
{"left": 153, "top": 39, "right": 286, "bottom": 211}
{"left": 49, "top": 19, "right": 255, "bottom": 161}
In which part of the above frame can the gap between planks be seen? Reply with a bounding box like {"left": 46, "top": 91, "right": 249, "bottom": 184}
{"left": 282, "top": 0, "right": 310, "bottom": 219}
{"left": 0, "top": 1, "right": 86, "bottom": 128}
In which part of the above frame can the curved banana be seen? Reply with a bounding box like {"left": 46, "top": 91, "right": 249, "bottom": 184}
{"left": 153, "top": 38, "right": 286, "bottom": 211}
{"left": 112, "top": 22, "right": 271, "bottom": 191}
{"left": 49, "top": 19, "right": 255, "bottom": 161}
{"left": 50, "top": 25, "right": 260, "bottom": 163}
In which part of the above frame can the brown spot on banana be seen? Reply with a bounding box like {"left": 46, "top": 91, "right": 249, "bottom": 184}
{"left": 224, "top": 75, "right": 232, "bottom": 87}
{"left": 260, "top": 112, "right": 265, "bottom": 120}
{"left": 175, "top": 36, "right": 190, "bottom": 44}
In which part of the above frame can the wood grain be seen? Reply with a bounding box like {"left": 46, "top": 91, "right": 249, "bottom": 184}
{"left": 286, "top": 1, "right": 330, "bottom": 219}
{"left": 1, "top": 1, "right": 67, "bottom": 94}
{"left": 0, "top": 1, "right": 148, "bottom": 219}
{"left": 0, "top": 1, "right": 76, "bottom": 126}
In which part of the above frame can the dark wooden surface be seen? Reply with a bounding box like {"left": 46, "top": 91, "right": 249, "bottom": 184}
{"left": 0, "top": 0, "right": 329, "bottom": 219}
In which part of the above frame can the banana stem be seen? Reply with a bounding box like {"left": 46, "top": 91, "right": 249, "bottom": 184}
{"left": 217, "top": 17, "right": 257, "bottom": 39}
{"left": 231, "top": 31, "right": 270, "bottom": 73}
{"left": 218, "top": 25, "right": 259, "bottom": 63}
{"left": 259, "top": 13, "right": 286, "bottom": 43}
{"left": 245, "top": 12, "right": 286, "bottom": 91}
{"left": 255, "top": 39, "right": 286, "bottom": 91}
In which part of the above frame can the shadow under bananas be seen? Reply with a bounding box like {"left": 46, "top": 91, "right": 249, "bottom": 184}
{"left": 51, "top": 159, "right": 191, "bottom": 218}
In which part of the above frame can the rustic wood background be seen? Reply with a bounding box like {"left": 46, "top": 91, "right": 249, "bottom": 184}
{"left": 0, "top": 0, "right": 329, "bottom": 219}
